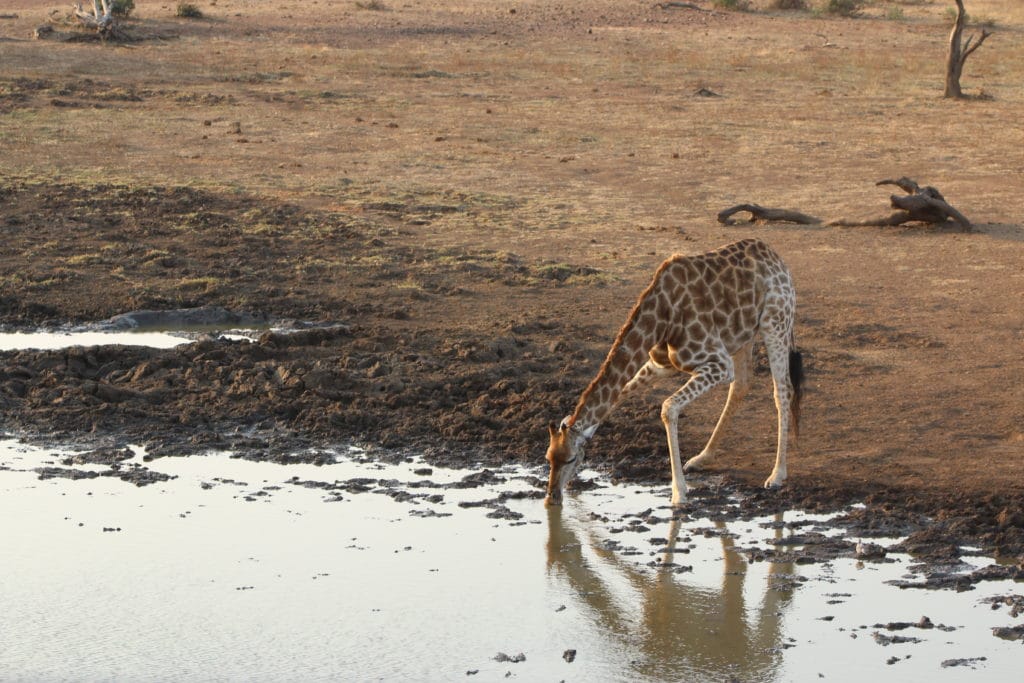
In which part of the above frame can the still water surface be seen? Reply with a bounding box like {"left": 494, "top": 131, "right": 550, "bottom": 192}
{"left": 0, "top": 330, "right": 192, "bottom": 351}
{"left": 1, "top": 438, "right": 1020, "bottom": 682}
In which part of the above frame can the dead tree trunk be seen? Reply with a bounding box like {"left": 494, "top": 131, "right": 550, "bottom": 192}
{"left": 73, "top": 0, "right": 115, "bottom": 36}
{"left": 828, "top": 178, "right": 972, "bottom": 230}
{"left": 945, "top": 0, "right": 992, "bottom": 98}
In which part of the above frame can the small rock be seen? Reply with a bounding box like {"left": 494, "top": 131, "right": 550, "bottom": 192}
{"left": 941, "top": 657, "right": 987, "bottom": 669}
{"left": 562, "top": 649, "right": 576, "bottom": 663}
{"left": 855, "top": 541, "right": 886, "bottom": 559}
{"left": 494, "top": 652, "right": 526, "bottom": 663}
{"left": 992, "top": 625, "right": 1024, "bottom": 642}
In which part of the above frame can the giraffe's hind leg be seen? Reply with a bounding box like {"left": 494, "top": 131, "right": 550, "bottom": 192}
{"left": 683, "top": 342, "right": 753, "bottom": 473}
{"left": 762, "top": 328, "right": 795, "bottom": 489}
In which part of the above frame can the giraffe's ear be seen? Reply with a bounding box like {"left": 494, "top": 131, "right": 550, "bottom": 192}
{"left": 548, "top": 422, "right": 558, "bottom": 438}
{"left": 559, "top": 416, "right": 572, "bottom": 432}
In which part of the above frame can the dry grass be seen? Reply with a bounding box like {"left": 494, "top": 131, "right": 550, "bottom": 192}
{"left": 0, "top": 0, "right": 1021, "bottom": 256}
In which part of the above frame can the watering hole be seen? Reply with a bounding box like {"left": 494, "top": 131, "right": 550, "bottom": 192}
{"left": 1, "top": 331, "right": 1022, "bottom": 681}
{"left": 2, "top": 436, "right": 1022, "bottom": 682}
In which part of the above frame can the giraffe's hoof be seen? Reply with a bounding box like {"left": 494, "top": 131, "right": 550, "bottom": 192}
{"left": 683, "top": 452, "right": 711, "bottom": 472}
{"left": 763, "top": 476, "right": 786, "bottom": 490}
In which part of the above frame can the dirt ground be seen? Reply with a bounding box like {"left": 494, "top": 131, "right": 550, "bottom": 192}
{"left": 1, "top": 0, "right": 1023, "bottom": 559}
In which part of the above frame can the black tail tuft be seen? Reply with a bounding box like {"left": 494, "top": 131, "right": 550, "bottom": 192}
{"left": 789, "top": 349, "right": 804, "bottom": 437}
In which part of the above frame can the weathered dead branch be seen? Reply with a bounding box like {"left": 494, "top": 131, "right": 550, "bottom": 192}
{"left": 828, "top": 177, "right": 971, "bottom": 229}
{"left": 717, "top": 204, "right": 821, "bottom": 226}
{"left": 653, "top": 2, "right": 708, "bottom": 10}
{"left": 37, "top": 1, "right": 135, "bottom": 41}
{"left": 719, "top": 178, "right": 971, "bottom": 230}
{"left": 945, "top": 0, "right": 992, "bottom": 98}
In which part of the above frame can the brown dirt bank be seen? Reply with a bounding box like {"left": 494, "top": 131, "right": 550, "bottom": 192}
{"left": 2, "top": 179, "right": 1023, "bottom": 561}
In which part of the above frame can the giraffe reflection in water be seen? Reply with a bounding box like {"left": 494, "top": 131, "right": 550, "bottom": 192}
{"left": 545, "top": 505, "right": 796, "bottom": 681}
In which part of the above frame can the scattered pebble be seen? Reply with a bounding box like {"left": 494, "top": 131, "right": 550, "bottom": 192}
{"left": 941, "top": 657, "right": 987, "bottom": 669}
{"left": 493, "top": 652, "right": 526, "bottom": 663}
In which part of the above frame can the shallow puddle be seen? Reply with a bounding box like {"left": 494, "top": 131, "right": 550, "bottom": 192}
{"left": 0, "top": 329, "right": 273, "bottom": 351}
{"left": 0, "top": 330, "right": 193, "bottom": 351}
{"left": 1, "top": 438, "right": 1021, "bottom": 681}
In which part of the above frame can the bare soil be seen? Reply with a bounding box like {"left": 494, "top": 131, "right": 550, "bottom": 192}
{"left": 1, "top": 0, "right": 1023, "bottom": 559}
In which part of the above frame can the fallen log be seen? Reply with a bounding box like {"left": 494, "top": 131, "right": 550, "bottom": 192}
{"left": 653, "top": 2, "right": 708, "bottom": 10}
{"left": 828, "top": 177, "right": 971, "bottom": 229}
{"left": 717, "top": 203, "right": 821, "bottom": 226}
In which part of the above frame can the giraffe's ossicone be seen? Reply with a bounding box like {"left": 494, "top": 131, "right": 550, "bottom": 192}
{"left": 545, "top": 238, "right": 803, "bottom": 507}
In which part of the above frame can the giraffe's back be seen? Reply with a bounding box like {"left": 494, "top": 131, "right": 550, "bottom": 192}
{"left": 652, "top": 239, "right": 793, "bottom": 358}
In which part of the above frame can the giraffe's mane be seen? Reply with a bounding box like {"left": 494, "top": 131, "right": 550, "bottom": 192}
{"left": 570, "top": 256, "right": 680, "bottom": 423}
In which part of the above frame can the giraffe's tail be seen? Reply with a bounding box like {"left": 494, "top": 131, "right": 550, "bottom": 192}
{"left": 789, "top": 348, "right": 804, "bottom": 438}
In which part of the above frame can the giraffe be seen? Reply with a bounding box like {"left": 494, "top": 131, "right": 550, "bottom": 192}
{"left": 545, "top": 238, "right": 803, "bottom": 507}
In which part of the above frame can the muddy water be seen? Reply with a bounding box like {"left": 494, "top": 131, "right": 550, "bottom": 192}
{"left": 1, "top": 438, "right": 1021, "bottom": 682}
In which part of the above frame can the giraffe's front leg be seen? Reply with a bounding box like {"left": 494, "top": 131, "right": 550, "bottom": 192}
{"left": 661, "top": 361, "right": 731, "bottom": 506}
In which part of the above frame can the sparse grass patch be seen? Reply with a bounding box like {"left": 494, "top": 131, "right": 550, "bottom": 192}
{"left": 529, "top": 262, "right": 606, "bottom": 286}
{"left": 820, "top": 0, "right": 861, "bottom": 16}
{"left": 175, "top": 3, "right": 203, "bottom": 19}
{"left": 712, "top": 0, "right": 751, "bottom": 10}
{"left": 110, "top": 0, "right": 135, "bottom": 17}
{"left": 973, "top": 14, "right": 998, "bottom": 28}
{"left": 354, "top": 0, "right": 388, "bottom": 9}
{"left": 941, "top": 5, "right": 1000, "bottom": 28}
{"left": 177, "top": 277, "right": 220, "bottom": 294}
{"left": 394, "top": 277, "right": 431, "bottom": 300}
{"left": 770, "top": 0, "right": 808, "bottom": 9}
{"left": 63, "top": 253, "right": 105, "bottom": 266}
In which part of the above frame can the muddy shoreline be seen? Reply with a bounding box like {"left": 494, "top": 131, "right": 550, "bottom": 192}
{"left": 3, "top": 318, "right": 1024, "bottom": 564}
{"left": 3, "top": 180, "right": 1024, "bottom": 563}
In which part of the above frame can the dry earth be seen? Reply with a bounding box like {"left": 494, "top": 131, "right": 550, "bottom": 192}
{"left": 1, "top": 0, "right": 1023, "bottom": 558}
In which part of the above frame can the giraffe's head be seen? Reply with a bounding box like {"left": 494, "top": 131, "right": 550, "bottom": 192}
{"left": 545, "top": 418, "right": 593, "bottom": 505}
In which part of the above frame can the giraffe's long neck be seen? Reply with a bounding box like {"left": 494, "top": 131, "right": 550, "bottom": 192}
{"left": 570, "top": 295, "right": 658, "bottom": 434}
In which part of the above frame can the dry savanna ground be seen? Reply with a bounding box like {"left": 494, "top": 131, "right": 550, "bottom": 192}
{"left": 1, "top": 0, "right": 1023, "bottom": 553}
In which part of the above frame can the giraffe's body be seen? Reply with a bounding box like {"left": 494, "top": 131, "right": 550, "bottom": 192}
{"left": 545, "top": 238, "right": 803, "bottom": 506}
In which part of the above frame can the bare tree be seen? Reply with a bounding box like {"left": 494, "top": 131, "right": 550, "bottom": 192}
{"left": 945, "top": 0, "right": 992, "bottom": 98}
